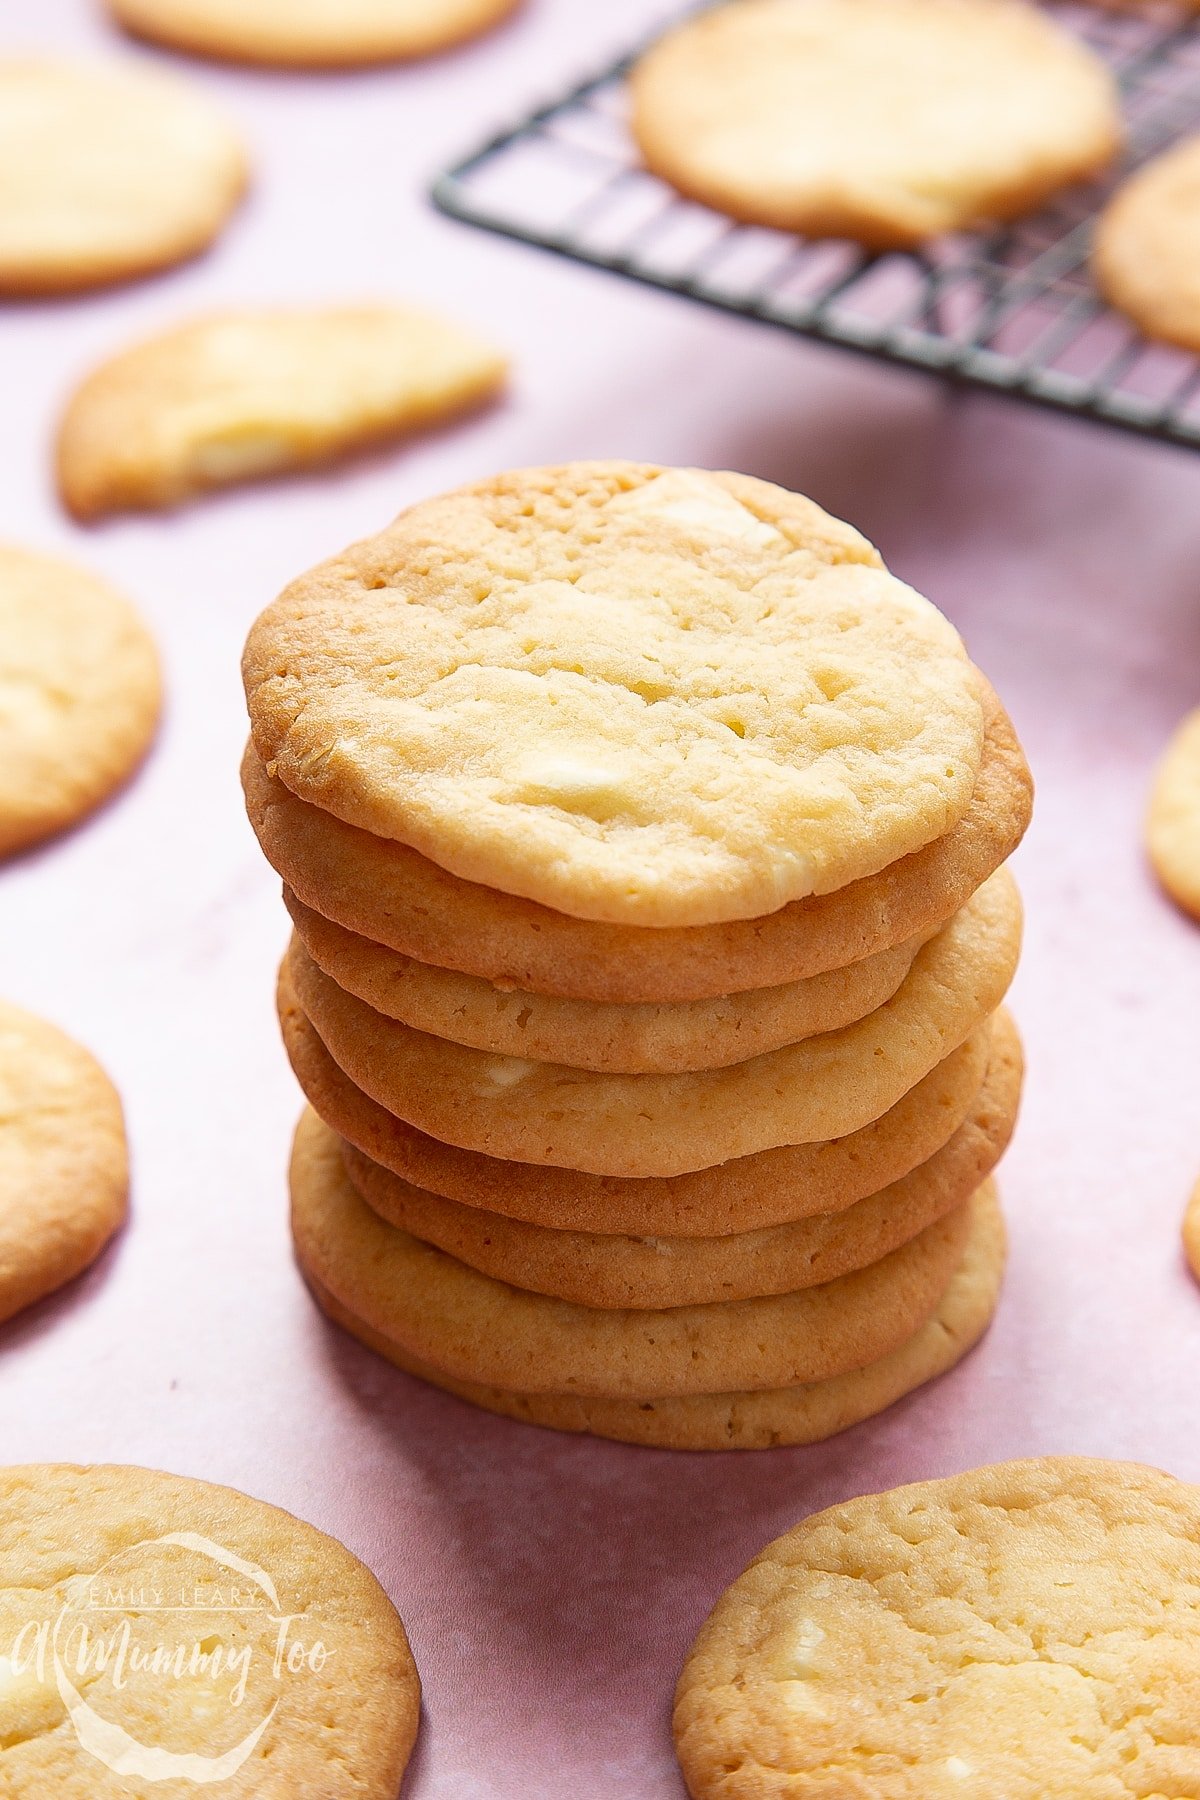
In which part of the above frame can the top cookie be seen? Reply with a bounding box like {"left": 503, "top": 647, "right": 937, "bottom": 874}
{"left": 108, "top": 0, "right": 521, "bottom": 67}
{"left": 631, "top": 0, "right": 1120, "bottom": 248}
{"left": 0, "top": 60, "right": 247, "bottom": 296}
{"left": 1094, "top": 136, "right": 1200, "bottom": 353}
{"left": 675, "top": 1456, "right": 1200, "bottom": 1800}
{"left": 243, "top": 463, "right": 984, "bottom": 928}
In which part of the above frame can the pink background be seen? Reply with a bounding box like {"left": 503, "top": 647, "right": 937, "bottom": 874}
{"left": 3, "top": 3, "right": 1200, "bottom": 1794}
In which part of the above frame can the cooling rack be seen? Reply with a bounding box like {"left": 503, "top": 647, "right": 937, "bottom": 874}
{"left": 432, "top": 3, "right": 1200, "bottom": 449}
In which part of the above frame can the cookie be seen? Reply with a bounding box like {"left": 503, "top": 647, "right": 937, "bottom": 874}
{"left": 1094, "top": 137, "right": 1200, "bottom": 352}
{"left": 242, "top": 677, "right": 1031, "bottom": 1002}
{"left": 109, "top": 0, "right": 521, "bottom": 67}
{"left": 631, "top": 0, "right": 1120, "bottom": 248}
{"left": 284, "top": 868, "right": 1021, "bottom": 1177}
{"left": 1146, "top": 705, "right": 1200, "bottom": 920}
{"left": 0, "top": 1462, "right": 418, "bottom": 1794}
{"left": 291, "top": 1107, "right": 981, "bottom": 1397}
{"left": 0, "top": 545, "right": 161, "bottom": 859}
{"left": 0, "top": 60, "right": 247, "bottom": 296}
{"left": 57, "top": 307, "right": 508, "bottom": 521}
{"left": 280, "top": 968, "right": 996, "bottom": 1234}
{"left": 243, "top": 462, "right": 985, "bottom": 928}
{"left": 674, "top": 1456, "right": 1200, "bottom": 1798}
{"left": 287, "top": 888, "right": 932, "bottom": 1074}
{"left": 0, "top": 1001, "right": 127, "bottom": 1324}
{"left": 305, "top": 1182, "right": 1004, "bottom": 1449}
{"left": 339, "top": 1010, "right": 1021, "bottom": 1305}
{"left": 1185, "top": 1177, "right": 1200, "bottom": 1286}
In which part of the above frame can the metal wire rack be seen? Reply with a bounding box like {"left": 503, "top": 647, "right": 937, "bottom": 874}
{"left": 433, "top": 3, "right": 1200, "bottom": 449}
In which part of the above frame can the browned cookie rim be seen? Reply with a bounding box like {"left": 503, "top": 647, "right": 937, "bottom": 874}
{"left": 242, "top": 678, "right": 1030, "bottom": 1002}
{"left": 285, "top": 885, "right": 931, "bottom": 1074}
{"left": 290, "top": 1108, "right": 980, "bottom": 1397}
{"left": 0, "top": 997, "right": 130, "bottom": 1324}
{"left": 109, "top": 0, "right": 522, "bottom": 69}
{"left": 281, "top": 868, "right": 1019, "bottom": 1178}
{"left": 336, "top": 1011, "right": 1020, "bottom": 1306}
{"left": 278, "top": 962, "right": 1000, "bottom": 1233}
{"left": 302, "top": 1181, "right": 1005, "bottom": 1449}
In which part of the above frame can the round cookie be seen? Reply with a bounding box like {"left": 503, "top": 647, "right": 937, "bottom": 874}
{"left": 339, "top": 1011, "right": 1021, "bottom": 1306}
{"left": 243, "top": 462, "right": 986, "bottom": 928}
{"left": 631, "top": 0, "right": 1120, "bottom": 249}
{"left": 0, "top": 1462, "right": 418, "bottom": 1794}
{"left": 280, "top": 970, "right": 997, "bottom": 1235}
{"left": 286, "top": 888, "right": 930, "bottom": 1074}
{"left": 109, "top": 0, "right": 521, "bottom": 67}
{"left": 0, "top": 545, "right": 161, "bottom": 859}
{"left": 0, "top": 1000, "right": 128, "bottom": 1324}
{"left": 291, "top": 1107, "right": 978, "bottom": 1397}
{"left": 242, "top": 677, "right": 1031, "bottom": 1002}
{"left": 1185, "top": 1177, "right": 1200, "bottom": 1286}
{"left": 285, "top": 868, "right": 1021, "bottom": 1177}
{"left": 674, "top": 1457, "right": 1200, "bottom": 1798}
{"left": 57, "top": 307, "right": 508, "bottom": 521}
{"left": 306, "top": 1184, "right": 1005, "bottom": 1449}
{"left": 1094, "top": 137, "right": 1200, "bottom": 352}
{"left": 1146, "top": 705, "right": 1200, "bottom": 920}
{"left": 0, "top": 60, "right": 247, "bottom": 296}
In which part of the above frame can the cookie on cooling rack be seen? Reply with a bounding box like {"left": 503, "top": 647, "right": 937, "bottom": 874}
{"left": 1094, "top": 135, "right": 1200, "bottom": 351}
{"left": 631, "top": 0, "right": 1121, "bottom": 248}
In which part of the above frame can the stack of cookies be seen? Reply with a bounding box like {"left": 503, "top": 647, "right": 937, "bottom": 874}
{"left": 241, "top": 461, "right": 1032, "bottom": 1450}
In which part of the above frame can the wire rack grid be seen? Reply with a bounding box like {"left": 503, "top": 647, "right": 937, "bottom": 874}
{"left": 432, "top": 3, "right": 1200, "bottom": 450}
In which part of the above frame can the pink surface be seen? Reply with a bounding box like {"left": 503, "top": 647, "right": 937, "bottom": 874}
{"left": 3, "top": 3, "right": 1200, "bottom": 1794}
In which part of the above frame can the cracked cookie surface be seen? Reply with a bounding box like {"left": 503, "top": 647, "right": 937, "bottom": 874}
{"left": 244, "top": 462, "right": 985, "bottom": 928}
{"left": 241, "top": 676, "right": 1030, "bottom": 1001}
{"left": 675, "top": 1455, "right": 1200, "bottom": 1798}
{"left": 0, "top": 1462, "right": 418, "bottom": 1796}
